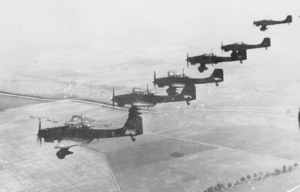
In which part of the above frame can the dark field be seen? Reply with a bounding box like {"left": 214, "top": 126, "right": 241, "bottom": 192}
{"left": 0, "top": 94, "right": 48, "bottom": 112}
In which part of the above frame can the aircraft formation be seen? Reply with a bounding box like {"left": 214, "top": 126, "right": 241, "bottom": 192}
{"left": 36, "top": 14, "right": 294, "bottom": 159}
{"left": 187, "top": 37, "right": 271, "bottom": 73}
{"left": 186, "top": 15, "right": 292, "bottom": 73}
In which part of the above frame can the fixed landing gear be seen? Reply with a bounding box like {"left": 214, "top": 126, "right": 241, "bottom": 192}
{"left": 215, "top": 83, "right": 219, "bottom": 86}
{"left": 166, "top": 87, "right": 178, "bottom": 96}
{"left": 56, "top": 148, "right": 73, "bottom": 159}
{"left": 129, "top": 133, "right": 136, "bottom": 142}
{"left": 129, "top": 106, "right": 141, "bottom": 116}
{"left": 240, "top": 60, "right": 243, "bottom": 64}
{"left": 56, "top": 150, "right": 66, "bottom": 159}
{"left": 198, "top": 65, "right": 208, "bottom": 73}
{"left": 260, "top": 28, "right": 267, "bottom": 31}
{"left": 186, "top": 100, "right": 190, "bottom": 105}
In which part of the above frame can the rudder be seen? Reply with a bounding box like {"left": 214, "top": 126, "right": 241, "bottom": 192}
{"left": 261, "top": 38, "right": 271, "bottom": 47}
{"left": 123, "top": 115, "right": 143, "bottom": 136}
{"left": 286, "top": 15, "right": 292, "bottom": 23}
{"left": 211, "top": 69, "right": 223, "bottom": 82}
{"left": 181, "top": 84, "right": 196, "bottom": 100}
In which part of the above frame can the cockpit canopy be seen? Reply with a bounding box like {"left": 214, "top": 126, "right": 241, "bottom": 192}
{"left": 203, "top": 53, "right": 217, "bottom": 57}
{"left": 234, "top": 42, "right": 244, "bottom": 45}
{"left": 68, "top": 115, "right": 90, "bottom": 128}
{"left": 70, "top": 115, "right": 83, "bottom": 123}
{"left": 167, "top": 71, "right": 188, "bottom": 78}
{"left": 132, "top": 87, "right": 155, "bottom": 95}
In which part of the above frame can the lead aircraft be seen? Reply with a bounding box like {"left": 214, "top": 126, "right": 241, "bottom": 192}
{"left": 253, "top": 15, "right": 292, "bottom": 31}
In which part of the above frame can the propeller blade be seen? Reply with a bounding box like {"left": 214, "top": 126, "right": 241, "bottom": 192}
{"left": 186, "top": 53, "right": 189, "bottom": 68}
{"left": 112, "top": 87, "right": 115, "bottom": 110}
{"left": 36, "top": 135, "right": 42, "bottom": 146}
{"left": 39, "top": 118, "right": 41, "bottom": 131}
{"left": 37, "top": 118, "right": 42, "bottom": 146}
{"left": 221, "top": 42, "right": 223, "bottom": 54}
{"left": 153, "top": 71, "right": 156, "bottom": 89}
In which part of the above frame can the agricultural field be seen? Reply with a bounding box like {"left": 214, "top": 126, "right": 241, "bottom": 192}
{"left": 0, "top": 94, "right": 47, "bottom": 112}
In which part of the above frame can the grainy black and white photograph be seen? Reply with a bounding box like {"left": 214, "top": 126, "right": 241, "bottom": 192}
{"left": 0, "top": 1, "right": 300, "bottom": 191}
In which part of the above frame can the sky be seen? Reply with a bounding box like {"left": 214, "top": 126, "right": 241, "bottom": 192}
{"left": 0, "top": 0, "right": 299, "bottom": 81}
{"left": 0, "top": 0, "right": 299, "bottom": 51}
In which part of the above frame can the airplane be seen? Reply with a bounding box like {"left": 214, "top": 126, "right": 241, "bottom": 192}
{"left": 253, "top": 15, "right": 292, "bottom": 31}
{"left": 186, "top": 50, "right": 247, "bottom": 73}
{"left": 153, "top": 69, "right": 223, "bottom": 95}
{"left": 221, "top": 38, "right": 271, "bottom": 57}
{"left": 112, "top": 84, "right": 196, "bottom": 107}
{"left": 36, "top": 108, "right": 143, "bottom": 159}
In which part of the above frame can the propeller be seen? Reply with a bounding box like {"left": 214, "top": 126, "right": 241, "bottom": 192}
{"left": 221, "top": 42, "right": 223, "bottom": 54}
{"left": 112, "top": 87, "right": 115, "bottom": 110}
{"left": 153, "top": 71, "right": 156, "bottom": 89}
{"left": 36, "top": 118, "right": 42, "bottom": 145}
{"left": 147, "top": 83, "right": 149, "bottom": 94}
{"left": 186, "top": 53, "right": 189, "bottom": 68}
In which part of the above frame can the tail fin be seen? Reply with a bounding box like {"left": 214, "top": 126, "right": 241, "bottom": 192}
{"left": 123, "top": 115, "right": 143, "bottom": 136}
{"left": 180, "top": 84, "right": 196, "bottom": 100}
{"left": 285, "top": 15, "right": 292, "bottom": 23}
{"left": 261, "top": 38, "right": 271, "bottom": 47}
{"left": 211, "top": 69, "right": 223, "bottom": 82}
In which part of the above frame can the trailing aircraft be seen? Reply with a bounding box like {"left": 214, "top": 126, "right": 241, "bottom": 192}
{"left": 112, "top": 84, "right": 196, "bottom": 107}
{"left": 254, "top": 15, "right": 292, "bottom": 31}
{"left": 36, "top": 109, "right": 143, "bottom": 159}
{"left": 186, "top": 50, "right": 247, "bottom": 73}
{"left": 221, "top": 38, "right": 271, "bottom": 57}
{"left": 153, "top": 69, "right": 223, "bottom": 95}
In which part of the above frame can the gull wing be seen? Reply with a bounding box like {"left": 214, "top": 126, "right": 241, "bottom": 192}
{"left": 171, "top": 83, "right": 185, "bottom": 88}
{"left": 54, "top": 139, "right": 93, "bottom": 149}
{"left": 132, "top": 102, "right": 155, "bottom": 107}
